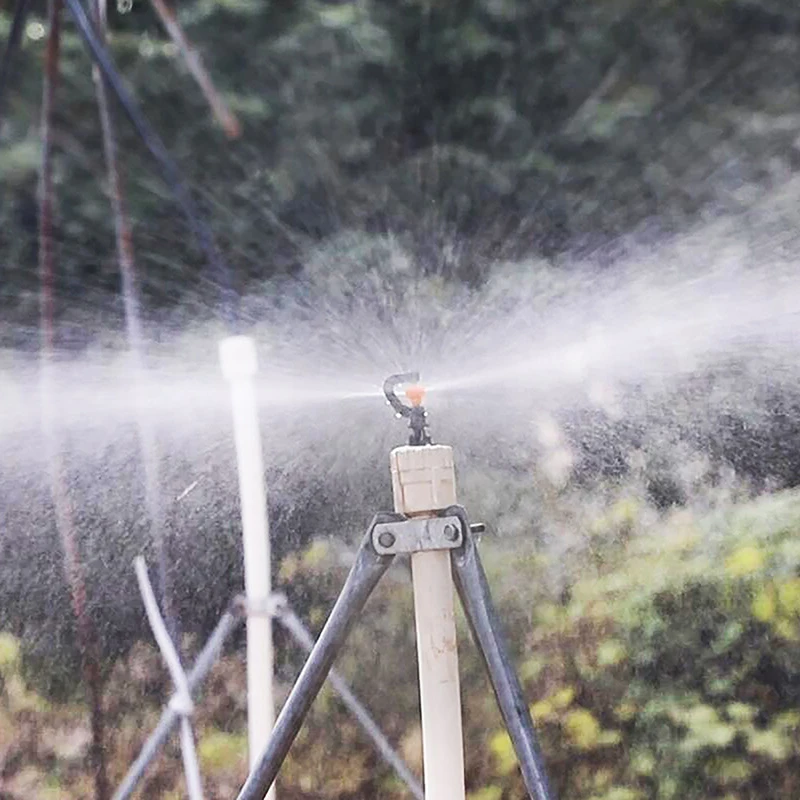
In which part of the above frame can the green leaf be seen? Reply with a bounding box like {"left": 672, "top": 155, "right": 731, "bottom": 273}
{"left": 747, "top": 727, "right": 792, "bottom": 760}
{"left": 726, "top": 703, "right": 757, "bottom": 723}
{"left": 704, "top": 757, "right": 753, "bottom": 784}
{"left": 468, "top": 787, "right": 503, "bottom": 800}
{"left": 198, "top": 731, "right": 247, "bottom": 772}
{"left": 597, "top": 639, "right": 627, "bottom": 666}
{"left": 725, "top": 546, "right": 765, "bottom": 577}
{"left": 0, "top": 633, "right": 20, "bottom": 675}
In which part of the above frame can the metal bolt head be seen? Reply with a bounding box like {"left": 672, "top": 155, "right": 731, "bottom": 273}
{"left": 378, "top": 530, "right": 396, "bottom": 548}
{"left": 470, "top": 523, "right": 486, "bottom": 535}
{"left": 443, "top": 523, "right": 459, "bottom": 542}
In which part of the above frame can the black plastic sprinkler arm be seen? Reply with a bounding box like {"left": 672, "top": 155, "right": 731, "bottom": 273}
{"left": 60, "top": 0, "right": 238, "bottom": 328}
{"left": 383, "top": 371, "right": 420, "bottom": 417}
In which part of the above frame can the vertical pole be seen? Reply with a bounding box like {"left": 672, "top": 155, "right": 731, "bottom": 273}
{"left": 39, "top": 4, "right": 109, "bottom": 796}
{"left": 390, "top": 445, "right": 466, "bottom": 800}
{"left": 219, "top": 336, "right": 275, "bottom": 798}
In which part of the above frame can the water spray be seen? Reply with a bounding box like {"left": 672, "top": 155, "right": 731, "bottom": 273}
{"left": 2, "top": 3, "right": 243, "bottom": 795}
{"left": 234, "top": 373, "right": 555, "bottom": 800}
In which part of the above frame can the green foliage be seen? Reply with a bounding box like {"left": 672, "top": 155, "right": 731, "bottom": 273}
{"left": 2, "top": 490, "right": 800, "bottom": 797}
{"left": 547, "top": 491, "right": 800, "bottom": 797}
{"left": 197, "top": 729, "right": 247, "bottom": 772}
{"left": 4, "top": 1, "right": 800, "bottom": 795}
{"left": 3, "top": 0, "right": 800, "bottom": 330}
{"left": 0, "top": 632, "right": 20, "bottom": 675}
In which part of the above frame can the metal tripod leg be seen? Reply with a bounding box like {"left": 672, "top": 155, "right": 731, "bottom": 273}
{"left": 235, "top": 513, "right": 398, "bottom": 800}
{"left": 446, "top": 506, "right": 557, "bottom": 800}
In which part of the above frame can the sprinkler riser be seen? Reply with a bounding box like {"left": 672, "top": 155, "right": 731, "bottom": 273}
{"left": 219, "top": 334, "right": 259, "bottom": 380}
{"left": 218, "top": 335, "right": 275, "bottom": 798}
{"left": 391, "top": 442, "right": 466, "bottom": 800}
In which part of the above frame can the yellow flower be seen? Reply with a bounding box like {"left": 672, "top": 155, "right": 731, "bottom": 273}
{"left": 752, "top": 587, "right": 776, "bottom": 622}
{"left": 725, "top": 546, "right": 764, "bottom": 578}
{"left": 564, "top": 708, "right": 601, "bottom": 750}
{"left": 489, "top": 731, "right": 517, "bottom": 775}
{"left": 777, "top": 578, "right": 800, "bottom": 615}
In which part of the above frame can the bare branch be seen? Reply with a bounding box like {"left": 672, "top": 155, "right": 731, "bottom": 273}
{"left": 148, "top": 0, "right": 241, "bottom": 139}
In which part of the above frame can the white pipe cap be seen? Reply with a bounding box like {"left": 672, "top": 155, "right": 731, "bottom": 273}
{"left": 219, "top": 335, "right": 259, "bottom": 380}
{"left": 390, "top": 444, "right": 457, "bottom": 514}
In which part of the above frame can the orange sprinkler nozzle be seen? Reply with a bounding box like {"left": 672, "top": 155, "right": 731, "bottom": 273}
{"left": 404, "top": 384, "right": 426, "bottom": 407}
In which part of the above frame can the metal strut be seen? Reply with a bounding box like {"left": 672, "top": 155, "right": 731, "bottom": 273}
{"left": 271, "top": 595, "right": 424, "bottom": 800}
{"left": 113, "top": 598, "right": 246, "bottom": 800}
{"left": 235, "top": 508, "right": 556, "bottom": 800}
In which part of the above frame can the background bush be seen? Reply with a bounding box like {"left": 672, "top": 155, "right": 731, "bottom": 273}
{"left": 3, "top": 488, "right": 800, "bottom": 798}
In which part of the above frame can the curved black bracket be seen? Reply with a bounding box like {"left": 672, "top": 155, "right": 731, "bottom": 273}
{"left": 383, "top": 372, "right": 432, "bottom": 447}
{"left": 383, "top": 372, "right": 419, "bottom": 418}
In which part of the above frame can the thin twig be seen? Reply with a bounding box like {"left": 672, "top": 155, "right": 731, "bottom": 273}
{"left": 38, "top": 3, "right": 109, "bottom": 797}
{"left": 147, "top": 0, "right": 240, "bottom": 138}
{"left": 561, "top": 55, "right": 625, "bottom": 137}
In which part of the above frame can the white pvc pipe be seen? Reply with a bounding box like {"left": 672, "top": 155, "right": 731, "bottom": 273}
{"left": 411, "top": 550, "right": 466, "bottom": 800}
{"left": 219, "top": 336, "right": 275, "bottom": 797}
{"left": 390, "top": 444, "right": 466, "bottom": 800}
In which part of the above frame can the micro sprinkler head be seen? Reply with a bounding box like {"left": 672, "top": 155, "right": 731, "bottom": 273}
{"left": 404, "top": 383, "right": 426, "bottom": 407}
{"left": 383, "top": 372, "right": 432, "bottom": 447}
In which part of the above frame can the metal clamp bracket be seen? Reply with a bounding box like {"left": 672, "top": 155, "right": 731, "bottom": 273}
{"left": 372, "top": 515, "right": 462, "bottom": 555}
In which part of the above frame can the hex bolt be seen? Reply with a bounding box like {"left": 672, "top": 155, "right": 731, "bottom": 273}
{"left": 443, "top": 524, "right": 459, "bottom": 542}
{"left": 378, "top": 530, "right": 396, "bottom": 548}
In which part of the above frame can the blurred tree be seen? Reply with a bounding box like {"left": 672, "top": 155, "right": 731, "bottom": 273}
{"left": 2, "top": 0, "right": 800, "bottom": 336}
